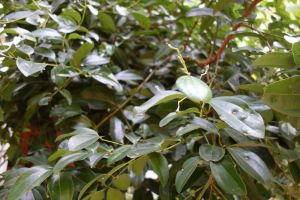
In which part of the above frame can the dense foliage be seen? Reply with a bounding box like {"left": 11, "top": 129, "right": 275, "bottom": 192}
{"left": 0, "top": 0, "right": 300, "bottom": 199}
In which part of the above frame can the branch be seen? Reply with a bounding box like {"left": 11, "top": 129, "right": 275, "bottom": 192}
{"left": 195, "top": 0, "right": 262, "bottom": 67}
{"left": 95, "top": 69, "right": 156, "bottom": 129}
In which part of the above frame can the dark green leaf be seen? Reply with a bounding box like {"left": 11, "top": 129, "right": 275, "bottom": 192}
{"left": 49, "top": 172, "right": 74, "bottom": 200}
{"left": 228, "top": 147, "right": 273, "bottom": 185}
{"left": 149, "top": 152, "right": 169, "bottom": 187}
{"left": 210, "top": 156, "right": 247, "bottom": 196}
{"left": 175, "top": 156, "right": 200, "bottom": 193}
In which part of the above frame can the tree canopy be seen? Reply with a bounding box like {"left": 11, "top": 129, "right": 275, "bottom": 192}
{"left": 0, "top": 0, "right": 300, "bottom": 199}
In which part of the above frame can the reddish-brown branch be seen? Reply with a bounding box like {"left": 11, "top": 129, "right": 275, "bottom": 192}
{"left": 196, "top": 0, "right": 262, "bottom": 67}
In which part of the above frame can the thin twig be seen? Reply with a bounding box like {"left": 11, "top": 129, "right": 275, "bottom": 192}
{"left": 95, "top": 69, "right": 156, "bottom": 129}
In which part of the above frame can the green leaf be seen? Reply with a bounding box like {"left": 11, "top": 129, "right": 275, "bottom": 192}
{"left": 98, "top": 13, "right": 116, "bottom": 32}
{"left": 92, "top": 74, "right": 123, "bottom": 93}
{"left": 199, "top": 144, "right": 225, "bottom": 162}
{"left": 149, "top": 152, "right": 169, "bottom": 187}
{"left": 53, "top": 151, "right": 89, "bottom": 174}
{"left": 59, "top": 89, "right": 72, "bottom": 105}
{"left": 2, "top": 10, "right": 34, "bottom": 22}
{"left": 129, "top": 155, "right": 148, "bottom": 176}
{"left": 175, "top": 156, "right": 200, "bottom": 193}
{"left": 292, "top": 41, "right": 300, "bottom": 65}
{"left": 176, "top": 123, "right": 201, "bottom": 136}
{"left": 34, "top": 47, "right": 56, "bottom": 60}
{"left": 239, "top": 83, "right": 264, "bottom": 94}
{"left": 49, "top": 172, "right": 74, "bottom": 200}
{"left": 107, "top": 188, "right": 124, "bottom": 200}
{"left": 134, "top": 90, "right": 186, "bottom": 113}
{"left": 214, "top": 0, "right": 235, "bottom": 12}
{"left": 91, "top": 190, "right": 105, "bottom": 200}
{"left": 7, "top": 166, "right": 52, "bottom": 200}
{"left": 263, "top": 76, "right": 300, "bottom": 117}
{"left": 127, "top": 143, "right": 160, "bottom": 158}
{"left": 112, "top": 174, "right": 131, "bottom": 191}
{"left": 0, "top": 106, "right": 4, "bottom": 122}
{"left": 228, "top": 147, "right": 273, "bottom": 185}
{"left": 132, "top": 12, "right": 150, "bottom": 29}
{"left": 176, "top": 75, "right": 212, "bottom": 103}
{"left": 107, "top": 145, "right": 132, "bottom": 165}
{"left": 210, "top": 156, "right": 247, "bottom": 196}
{"left": 16, "top": 57, "right": 47, "bottom": 77}
{"left": 48, "top": 149, "right": 69, "bottom": 162}
{"left": 67, "top": 128, "right": 100, "bottom": 151}
{"left": 210, "top": 96, "right": 265, "bottom": 138}
{"left": 252, "top": 52, "right": 296, "bottom": 68}
{"left": 159, "top": 107, "right": 199, "bottom": 127}
{"left": 70, "top": 42, "right": 94, "bottom": 67}
{"left": 32, "top": 28, "right": 62, "bottom": 39}
{"left": 186, "top": 8, "right": 224, "bottom": 17}
{"left": 61, "top": 8, "right": 81, "bottom": 24}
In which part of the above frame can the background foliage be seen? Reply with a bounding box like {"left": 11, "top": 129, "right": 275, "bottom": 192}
{"left": 0, "top": 0, "right": 300, "bottom": 199}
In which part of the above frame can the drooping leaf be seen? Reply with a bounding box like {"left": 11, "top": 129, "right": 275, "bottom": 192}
{"left": 109, "top": 117, "right": 125, "bottom": 143}
{"left": 53, "top": 151, "right": 89, "bottom": 174}
{"left": 210, "top": 96, "right": 265, "bottom": 138}
{"left": 49, "top": 172, "right": 74, "bottom": 200}
{"left": 175, "top": 156, "right": 200, "bottom": 193}
{"left": 134, "top": 90, "right": 186, "bottom": 113}
{"left": 149, "top": 152, "right": 169, "bottom": 187}
{"left": 199, "top": 144, "right": 225, "bottom": 162}
{"left": 252, "top": 52, "right": 295, "bottom": 68}
{"left": 263, "top": 76, "right": 300, "bottom": 117}
{"left": 7, "top": 166, "right": 52, "bottom": 200}
{"left": 210, "top": 156, "right": 247, "bottom": 196}
{"left": 16, "top": 57, "right": 47, "bottom": 77}
{"left": 228, "top": 147, "right": 273, "bottom": 185}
